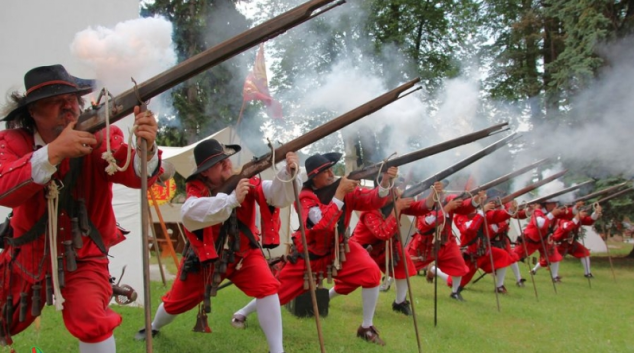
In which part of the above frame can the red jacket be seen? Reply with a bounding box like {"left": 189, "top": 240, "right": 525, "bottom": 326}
{"left": 183, "top": 177, "right": 267, "bottom": 262}
{"left": 0, "top": 127, "right": 160, "bottom": 283}
{"left": 352, "top": 199, "right": 430, "bottom": 253}
{"left": 293, "top": 186, "right": 389, "bottom": 256}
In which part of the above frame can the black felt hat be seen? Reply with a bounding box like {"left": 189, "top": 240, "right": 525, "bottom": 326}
{"left": 186, "top": 139, "right": 241, "bottom": 182}
{"left": 304, "top": 152, "right": 342, "bottom": 181}
{"left": 2, "top": 64, "right": 95, "bottom": 121}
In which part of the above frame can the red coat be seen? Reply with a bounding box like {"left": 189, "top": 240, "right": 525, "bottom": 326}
{"left": 352, "top": 199, "right": 430, "bottom": 257}
{"left": 455, "top": 209, "right": 509, "bottom": 255}
{"left": 406, "top": 198, "right": 476, "bottom": 256}
{"left": 0, "top": 127, "right": 160, "bottom": 283}
{"left": 183, "top": 177, "right": 266, "bottom": 263}
{"left": 293, "top": 186, "right": 388, "bottom": 257}
{"left": 524, "top": 208, "right": 556, "bottom": 243}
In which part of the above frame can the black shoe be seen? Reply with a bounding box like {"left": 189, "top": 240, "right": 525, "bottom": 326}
{"left": 392, "top": 300, "right": 412, "bottom": 316}
{"left": 516, "top": 278, "right": 526, "bottom": 287}
{"left": 450, "top": 292, "right": 465, "bottom": 302}
{"left": 135, "top": 328, "right": 159, "bottom": 341}
{"left": 457, "top": 286, "right": 464, "bottom": 293}
{"left": 584, "top": 273, "right": 594, "bottom": 278}
{"left": 530, "top": 270, "right": 536, "bottom": 276}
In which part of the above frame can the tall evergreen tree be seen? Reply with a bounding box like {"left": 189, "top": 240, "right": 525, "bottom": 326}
{"left": 141, "top": 0, "right": 251, "bottom": 145}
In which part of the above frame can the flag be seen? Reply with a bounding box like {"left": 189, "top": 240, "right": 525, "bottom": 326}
{"left": 242, "top": 44, "right": 283, "bottom": 120}
{"left": 464, "top": 174, "right": 477, "bottom": 191}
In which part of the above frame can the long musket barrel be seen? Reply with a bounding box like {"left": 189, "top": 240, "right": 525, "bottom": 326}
{"left": 467, "top": 158, "right": 550, "bottom": 195}
{"left": 573, "top": 182, "right": 629, "bottom": 203}
{"left": 75, "top": 0, "right": 345, "bottom": 133}
{"left": 499, "top": 169, "right": 568, "bottom": 205}
{"left": 402, "top": 133, "right": 518, "bottom": 198}
{"left": 522, "top": 179, "right": 595, "bottom": 205}
{"left": 349, "top": 122, "right": 509, "bottom": 180}
{"left": 594, "top": 187, "right": 634, "bottom": 204}
{"left": 215, "top": 79, "right": 421, "bottom": 195}
{"left": 314, "top": 122, "right": 509, "bottom": 204}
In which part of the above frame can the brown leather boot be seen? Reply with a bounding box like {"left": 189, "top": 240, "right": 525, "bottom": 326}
{"left": 357, "top": 325, "right": 386, "bottom": 346}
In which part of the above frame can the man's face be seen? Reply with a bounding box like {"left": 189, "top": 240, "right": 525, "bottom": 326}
{"left": 29, "top": 93, "right": 81, "bottom": 138}
{"left": 312, "top": 167, "right": 335, "bottom": 189}
{"left": 201, "top": 159, "right": 233, "bottom": 186}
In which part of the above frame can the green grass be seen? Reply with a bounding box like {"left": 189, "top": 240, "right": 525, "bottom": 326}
{"left": 10, "top": 242, "right": 634, "bottom": 353}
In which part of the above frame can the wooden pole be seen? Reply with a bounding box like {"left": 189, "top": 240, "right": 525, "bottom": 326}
{"left": 147, "top": 209, "right": 167, "bottom": 287}
{"left": 149, "top": 189, "right": 180, "bottom": 268}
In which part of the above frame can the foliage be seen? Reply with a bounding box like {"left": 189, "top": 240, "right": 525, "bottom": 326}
{"left": 591, "top": 177, "right": 634, "bottom": 236}
{"left": 141, "top": 0, "right": 252, "bottom": 145}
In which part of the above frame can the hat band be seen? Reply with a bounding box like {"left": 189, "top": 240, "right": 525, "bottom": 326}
{"left": 308, "top": 162, "right": 333, "bottom": 176}
{"left": 26, "top": 80, "right": 78, "bottom": 96}
{"left": 197, "top": 151, "right": 226, "bottom": 168}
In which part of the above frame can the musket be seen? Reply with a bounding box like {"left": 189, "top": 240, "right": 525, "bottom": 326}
{"left": 496, "top": 169, "right": 569, "bottom": 206}
{"left": 75, "top": 0, "right": 345, "bottom": 133}
{"left": 522, "top": 180, "right": 595, "bottom": 206}
{"left": 314, "top": 123, "right": 510, "bottom": 204}
{"left": 466, "top": 158, "right": 551, "bottom": 195}
{"left": 573, "top": 182, "right": 630, "bottom": 204}
{"left": 402, "top": 133, "right": 519, "bottom": 198}
{"left": 215, "top": 79, "right": 421, "bottom": 195}
{"left": 591, "top": 187, "right": 634, "bottom": 205}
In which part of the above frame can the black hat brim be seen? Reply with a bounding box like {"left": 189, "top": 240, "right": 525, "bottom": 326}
{"left": 185, "top": 144, "right": 241, "bottom": 182}
{"left": 303, "top": 152, "right": 342, "bottom": 187}
{"left": 2, "top": 77, "right": 95, "bottom": 122}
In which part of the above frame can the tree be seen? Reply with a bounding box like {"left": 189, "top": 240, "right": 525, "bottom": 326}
{"left": 141, "top": 0, "right": 252, "bottom": 145}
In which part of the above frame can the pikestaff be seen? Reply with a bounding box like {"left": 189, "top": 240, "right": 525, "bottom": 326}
{"left": 389, "top": 189, "right": 423, "bottom": 353}
{"left": 430, "top": 188, "right": 445, "bottom": 327}
{"left": 514, "top": 202, "right": 539, "bottom": 301}
{"left": 138, "top": 104, "right": 154, "bottom": 353}
{"left": 534, "top": 210, "right": 558, "bottom": 294}
{"left": 479, "top": 198, "right": 501, "bottom": 312}
{"left": 289, "top": 165, "right": 326, "bottom": 353}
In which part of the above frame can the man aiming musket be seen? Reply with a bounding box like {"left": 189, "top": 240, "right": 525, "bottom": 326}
{"left": 0, "top": 65, "right": 161, "bottom": 352}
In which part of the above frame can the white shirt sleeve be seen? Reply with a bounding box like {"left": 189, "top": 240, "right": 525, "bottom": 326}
{"left": 308, "top": 197, "right": 343, "bottom": 225}
{"left": 591, "top": 212, "right": 600, "bottom": 220}
{"left": 536, "top": 213, "right": 554, "bottom": 228}
{"left": 134, "top": 143, "right": 160, "bottom": 177}
{"left": 491, "top": 224, "right": 499, "bottom": 233}
{"left": 378, "top": 185, "right": 389, "bottom": 198}
{"left": 31, "top": 146, "right": 57, "bottom": 184}
{"left": 180, "top": 192, "right": 240, "bottom": 231}
{"left": 261, "top": 166, "right": 303, "bottom": 208}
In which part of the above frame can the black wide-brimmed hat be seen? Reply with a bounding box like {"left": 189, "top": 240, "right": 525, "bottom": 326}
{"left": 186, "top": 139, "right": 241, "bottom": 182}
{"left": 2, "top": 64, "right": 95, "bottom": 121}
{"left": 303, "top": 152, "right": 342, "bottom": 186}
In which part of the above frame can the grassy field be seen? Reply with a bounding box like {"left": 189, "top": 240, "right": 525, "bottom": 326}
{"left": 9, "top": 241, "right": 634, "bottom": 353}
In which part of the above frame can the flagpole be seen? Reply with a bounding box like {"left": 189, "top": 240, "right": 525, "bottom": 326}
{"left": 231, "top": 100, "right": 247, "bottom": 144}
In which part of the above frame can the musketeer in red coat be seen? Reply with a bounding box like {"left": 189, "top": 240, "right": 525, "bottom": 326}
{"left": 513, "top": 202, "right": 565, "bottom": 282}
{"left": 453, "top": 200, "right": 517, "bottom": 294}
{"left": 406, "top": 192, "right": 484, "bottom": 301}
{"left": 233, "top": 152, "right": 397, "bottom": 346}
{"left": 351, "top": 182, "right": 441, "bottom": 315}
{"left": 135, "top": 139, "right": 300, "bottom": 353}
{"left": 0, "top": 65, "right": 161, "bottom": 352}
{"left": 534, "top": 202, "right": 601, "bottom": 278}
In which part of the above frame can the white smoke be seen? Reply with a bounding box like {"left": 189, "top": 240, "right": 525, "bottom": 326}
{"left": 70, "top": 16, "right": 176, "bottom": 99}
